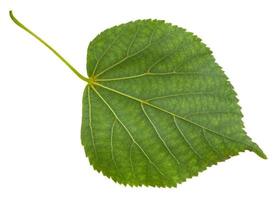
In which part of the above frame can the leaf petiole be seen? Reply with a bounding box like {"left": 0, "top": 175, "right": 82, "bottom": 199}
{"left": 9, "top": 10, "right": 90, "bottom": 83}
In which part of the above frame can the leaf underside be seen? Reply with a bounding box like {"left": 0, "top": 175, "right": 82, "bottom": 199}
{"left": 81, "top": 19, "right": 266, "bottom": 187}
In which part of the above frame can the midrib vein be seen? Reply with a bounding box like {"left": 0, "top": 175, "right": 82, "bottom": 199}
{"left": 96, "top": 71, "right": 218, "bottom": 82}
{"left": 93, "top": 82, "right": 256, "bottom": 149}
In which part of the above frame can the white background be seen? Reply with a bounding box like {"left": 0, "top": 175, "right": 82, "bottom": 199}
{"left": 0, "top": 0, "right": 274, "bottom": 199}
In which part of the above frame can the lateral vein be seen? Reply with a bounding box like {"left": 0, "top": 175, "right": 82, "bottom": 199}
{"left": 93, "top": 82, "right": 256, "bottom": 149}
{"left": 91, "top": 85, "right": 166, "bottom": 177}
{"left": 87, "top": 87, "right": 98, "bottom": 158}
{"left": 141, "top": 103, "right": 180, "bottom": 165}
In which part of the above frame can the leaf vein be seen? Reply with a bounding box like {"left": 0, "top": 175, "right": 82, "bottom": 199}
{"left": 173, "top": 116, "right": 202, "bottom": 159}
{"left": 87, "top": 87, "right": 97, "bottom": 158}
{"left": 127, "top": 26, "right": 139, "bottom": 56}
{"left": 92, "top": 28, "right": 125, "bottom": 75}
{"left": 146, "top": 91, "right": 222, "bottom": 101}
{"left": 141, "top": 103, "right": 180, "bottom": 165}
{"left": 202, "top": 128, "right": 224, "bottom": 159}
{"left": 129, "top": 143, "right": 136, "bottom": 179}
{"left": 94, "top": 82, "right": 256, "bottom": 150}
{"left": 184, "top": 111, "right": 240, "bottom": 118}
{"left": 95, "top": 29, "right": 174, "bottom": 77}
{"left": 91, "top": 85, "right": 166, "bottom": 177}
{"left": 97, "top": 71, "right": 220, "bottom": 82}
{"left": 111, "top": 119, "right": 118, "bottom": 169}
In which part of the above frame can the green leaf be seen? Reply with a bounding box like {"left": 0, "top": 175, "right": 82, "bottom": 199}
{"left": 81, "top": 20, "right": 266, "bottom": 187}
{"left": 9, "top": 11, "right": 266, "bottom": 187}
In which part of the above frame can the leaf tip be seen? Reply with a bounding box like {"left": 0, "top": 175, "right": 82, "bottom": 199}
{"left": 250, "top": 142, "right": 267, "bottom": 159}
{"left": 256, "top": 149, "right": 268, "bottom": 159}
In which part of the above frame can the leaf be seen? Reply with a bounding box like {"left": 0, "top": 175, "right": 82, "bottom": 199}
{"left": 9, "top": 11, "right": 266, "bottom": 187}
{"left": 81, "top": 19, "right": 266, "bottom": 187}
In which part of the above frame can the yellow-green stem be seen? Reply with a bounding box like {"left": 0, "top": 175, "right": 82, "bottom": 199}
{"left": 9, "top": 10, "right": 89, "bottom": 83}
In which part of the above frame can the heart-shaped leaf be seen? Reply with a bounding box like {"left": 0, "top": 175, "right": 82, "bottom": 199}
{"left": 81, "top": 20, "right": 266, "bottom": 187}
{"left": 10, "top": 12, "right": 266, "bottom": 187}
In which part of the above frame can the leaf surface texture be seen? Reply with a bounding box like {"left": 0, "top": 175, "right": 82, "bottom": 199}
{"left": 81, "top": 20, "right": 266, "bottom": 187}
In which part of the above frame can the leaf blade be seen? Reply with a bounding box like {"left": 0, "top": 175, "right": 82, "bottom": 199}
{"left": 82, "top": 19, "right": 266, "bottom": 187}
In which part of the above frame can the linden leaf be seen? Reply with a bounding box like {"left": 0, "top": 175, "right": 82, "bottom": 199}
{"left": 10, "top": 11, "right": 266, "bottom": 188}
{"left": 81, "top": 20, "right": 266, "bottom": 187}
